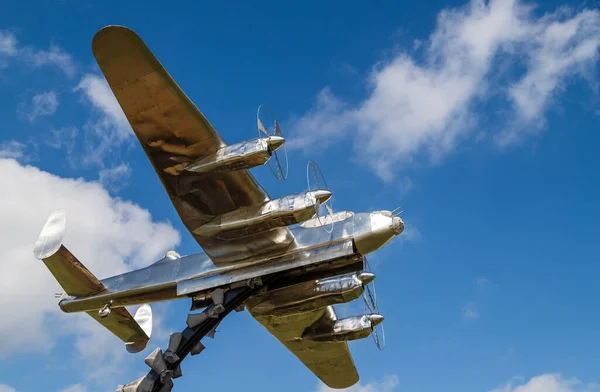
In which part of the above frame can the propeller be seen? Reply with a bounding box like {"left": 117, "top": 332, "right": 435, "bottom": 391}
{"left": 362, "top": 257, "right": 385, "bottom": 351}
{"left": 257, "top": 104, "right": 288, "bottom": 181}
{"left": 306, "top": 160, "right": 335, "bottom": 234}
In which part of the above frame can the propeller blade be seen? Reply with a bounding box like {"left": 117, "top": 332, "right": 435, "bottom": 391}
{"left": 257, "top": 117, "right": 268, "bottom": 136}
{"left": 274, "top": 119, "right": 281, "bottom": 136}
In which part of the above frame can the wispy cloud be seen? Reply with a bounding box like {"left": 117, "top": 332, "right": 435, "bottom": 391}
{"left": 0, "top": 140, "right": 26, "bottom": 161}
{"left": 462, "top": 276, "right": 494, "bottom": 320}
{"left": 99, "top": 163, "right": 132, "bottom": 193}
{"left": 25, "top": 91, "right": 59, "bottom": 121}
{"left": 46, "top": 126, "right": 79, "bottom": 150}
{"left": 45, "top": 126, "right": 80, "bottom": 168}
{"left": 462, "top": 301, "right": 480, "bottom": 319}
{"left": 0, "top": 385, "right": 16, "bottom": 392}
{"left": 316, "top": 374, "right": 399, "bottom": 392}
{"left": 490, "top": 373, "right": 600, "bottom": 392}
{"left": 289, "top": 0, "right": 600, "bottom": 180}
{"left": 22, "top": 45, "right": 76, "bottom": 78}
{"left": 75, "top": 74, "right": 131, "bottom": 167}
{"left": 58, "top": 384, "right": 87, "bottom": 392}
{"left": 0, "top": 31, "right": 17, "bottom": 56}
{"left": 0, "top": 29, "right": 75, "bottom": 77}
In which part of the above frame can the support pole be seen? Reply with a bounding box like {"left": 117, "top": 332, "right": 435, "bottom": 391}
{"left": 118, "top": 280, "right": 267, "bottom": 392}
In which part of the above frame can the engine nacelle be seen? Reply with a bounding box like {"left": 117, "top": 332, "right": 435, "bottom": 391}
{"left": 246, "top": 271, "right": 375, "bottom": 316}
{"left": 175, "top": 136, "right": 284, "bottom": 174}
{"left": 302, "top": 313, "right": 384, "bottom": 343}
{"left": 193, "top": 190, "right": 332, "bottom": 239}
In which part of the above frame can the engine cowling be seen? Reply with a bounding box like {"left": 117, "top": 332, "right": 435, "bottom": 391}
{"left": 193, "top": 190, "right": 332, "bottom": 240}
{"left": 302, "top": 313, "right": 384, "bottom": 343}
{"left": 175, "top": 136, "right": 284, "bottom": 174}
{"left": 246, "top": 271, "right": 375, "bottom": 316}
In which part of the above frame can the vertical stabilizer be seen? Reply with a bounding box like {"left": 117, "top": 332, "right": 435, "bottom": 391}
{"left": 35, "top": 210, "right": 152, "bottom": 353}
{"left": 34, "top": 210, "right": 106, "bottom": 297}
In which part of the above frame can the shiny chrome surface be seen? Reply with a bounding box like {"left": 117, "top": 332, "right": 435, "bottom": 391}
{"left": 57, "top": 209, "right": 401, "bottom": 312}
{"left": 118, "top": 375, "right": 155, "bottom": 392}
{"left": 193, "top": 190, "right": 331, "bottom": 239}
{"left": 354, "top": 210, "right": 404, "bottom": 255}
{"left": 248, "top": 304, "right": 359, "bottom": 389}
{"left": 246, "top": 271, "right": 373, "bottom": 316}
{"left": 92, "top": 25, "right": 294, "bottom": 265}
{"left": 42, "top": 24, "right": 409, "bottom": 391}
{"left": 86, "top": 306, "right": 152, "bottom": 354}
{"left": 35, "top": 212, "right": 154, "bottom": 352}
{"left": 267, "top": 135, "right": 285, "bottom": 152}
{"left": 303, "top": 314, "right": 384, "bottom": 342}
{"left": 126, "top": 304, "right": 153, "bottom": 353}
{"left": 180, "top": 137, "right": 281, "bottom": 174}
{"left": 34, "top": 210, "right": 107, "bottom": 297}
{"left": 301, "top": 210, "right": 354, "bottom": 228}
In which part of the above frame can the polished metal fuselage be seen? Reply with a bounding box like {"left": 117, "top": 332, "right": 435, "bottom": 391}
{"left": 58, "top": 210, "right": 403, "bottom": 313}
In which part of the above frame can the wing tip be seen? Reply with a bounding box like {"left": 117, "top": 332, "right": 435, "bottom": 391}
{"left": 134, "top": 304, "right": 153, "bottom": 339}
{"left": 33, "top": 209, "right": 67, "bottom": 260}
{"left": 321, "top": 373, "right": 360, "bottom": 390}
{"left": 125, "top": 304, "right": 153, "bottom": 354}
{"left": 92, "top": 25, "right": 143, "bottom": 54}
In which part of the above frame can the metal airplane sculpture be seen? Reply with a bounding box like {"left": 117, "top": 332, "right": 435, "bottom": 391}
{"left": 33, "top": 25, "right": 404, "bottom": 391}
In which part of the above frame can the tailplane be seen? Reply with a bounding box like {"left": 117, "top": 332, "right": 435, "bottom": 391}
{"left": 34, "top": 210, "right": 152, "bottom": 353}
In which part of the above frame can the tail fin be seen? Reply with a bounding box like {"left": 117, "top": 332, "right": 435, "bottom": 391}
{"left": 35, "top": 210, "right": 152, "bottom": 353}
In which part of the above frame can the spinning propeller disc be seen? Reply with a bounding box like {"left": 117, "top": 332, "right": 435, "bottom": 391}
{"left": 257, "top": 104, "right": 288, "bottom": 181}
{"left": 363, "top": 257, "right": 385, "bottom": 351}
{"left": 306, "top": 161, "right": 335, "bottom": 234}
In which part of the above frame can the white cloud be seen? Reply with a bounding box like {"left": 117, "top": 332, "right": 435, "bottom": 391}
{"left": 0, "top": 29, "right": 75, "bottom": 77}
{"left": 399, "top": 222, "right": 421, "bottom": 242}
{"left": 59, "top": 384, "right": 87, "bottom": 392}
{"left": 316, "top": 375, "right": 399, "bottom": 392}
{"left": 0, "top": 158, "right": 180, "bottom": 367}
{"left": 99, "top": 163, "right": 132, "bottom": 192}
{"left": 499, "top": 9, "right": 600, "bottom": 145}
{"left": 76, "top": 74, "right": 131, "bottom": 166}
{"left": 490, "top": 374, "right": 600, "bottom": 392}
{"left": 0, "top": 141, "right": 26, "bottom": 160}
{"left": 44, "top": 126, "right": 80, "bottom": 168}
{"left": 0, "top": 31, "right": 17, "bottom": 56}
{"left": 24, "top": 45, "right": 76, "bottom": 78}
{"left": 27, "top": 91, "right": 59, "bottom": 121}
{"left": 290, "top": 0, "right": 600, "bottom": 180}
{"left": 47, "top": 126, "right": 79, "bottom": 149}
{"left": 0, "top": 385, "right": 16, "bottom": 392}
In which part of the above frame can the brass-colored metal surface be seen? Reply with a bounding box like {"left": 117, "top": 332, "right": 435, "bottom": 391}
{"left": 91, "top": 25, "right": 294, "bottom": 264}
{"left": 41, "top": 245, "right": 107, "bottom": 297}
{"left": 86, "top": 306, "right": 150, "bottom": 350}
{"left": 44, "top": 25, "right": 408, "bottom": 388}
{"left": 34, "top": 210, "right": 106, "bottom": 297}
{"left": 246, "top": 272, "right": 366, "bottom": 316}
{"left": 248, "top": 305, "right": 359, "bottom": 389}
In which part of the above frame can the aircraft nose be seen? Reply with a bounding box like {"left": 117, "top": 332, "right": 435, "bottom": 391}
{"left": 392, "top": 216, "right": 404, "bottom": 235}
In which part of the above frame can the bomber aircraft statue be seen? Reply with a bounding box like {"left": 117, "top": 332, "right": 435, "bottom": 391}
{"left": 34, "top": 26, "right": 404, "bottom": 391}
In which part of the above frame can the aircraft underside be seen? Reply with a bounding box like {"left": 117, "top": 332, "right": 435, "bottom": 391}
{"left": 34, "top": 25, "right": 405, "bottom": 391}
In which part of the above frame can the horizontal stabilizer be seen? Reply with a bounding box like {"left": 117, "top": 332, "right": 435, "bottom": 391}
{"left": 34, "top": 210, "right": 105, "bottom": 297}
{"left": 35, "top": 210, "right": 152, "bottom": 353}
{"left": 87, "top": 304, "right": 153, "bottom": 354}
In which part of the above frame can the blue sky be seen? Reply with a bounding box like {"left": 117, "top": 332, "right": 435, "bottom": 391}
{"left": 1, "top": 0, "right": 600, "bottom": 391}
